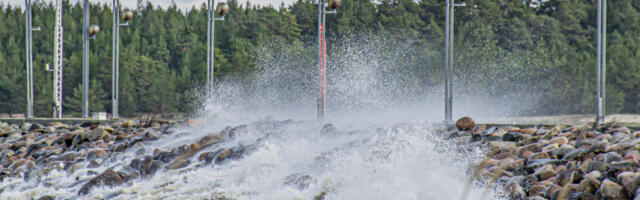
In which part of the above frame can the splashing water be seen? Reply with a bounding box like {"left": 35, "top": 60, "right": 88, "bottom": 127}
{"left": 0, "top": 33, "right": 546, "bottom": 199}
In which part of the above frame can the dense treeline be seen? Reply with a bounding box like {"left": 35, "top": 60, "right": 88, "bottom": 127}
{"left": 0, "top": 0, "right": 639, "bottom": 117}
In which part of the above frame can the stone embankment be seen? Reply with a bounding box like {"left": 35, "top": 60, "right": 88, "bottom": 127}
{"left": 0, "top": 119, "right": 256, "bottom": 199}
{"left": 454, "top": 117, "right": 640, "bottom": 200}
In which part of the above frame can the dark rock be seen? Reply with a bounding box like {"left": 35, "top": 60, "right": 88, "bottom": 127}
{"left": 562, "top": 149, "right": 590, "bottom": 160}
{"left": 526, "top": 159, "right": 566, "bottom": 170}
{"left": 229, "top": 124, "right": 248, "bottom": 138}
{"left": 144, "top": 130, "right": 160, "bottom": 141}
{"left": 470, "top": 133, "right": 482, "bottom": 142}
{"left": 153, "top": 150, "right": 178, "bottom": 163}
{"left": 29, "top": 123, "right": 44, "bottom": 132}
{"left": 139, "top": 156, "right": 161, "bottom": 176}
{"left": 198, "top": 151, "right": 216, "bottom": 164}
{"left": 503, "top": 132, "right": 523, "bottom": 142}
{"left": 283, "top": 173, "right": 314, "bottom": 190}
{"left": 37, "top": 195, "right": 55, "bottom": 200}
{"left": 608, "top": 160, "right": 638, "bottom": 171}
{"left": 87, "top": 160, "right": 100, "bottom": 168}
{"left": 504, "top": 181, "right": 525, "bottom": 200}
{"left": 533, "top": 164, "right": 556, "bottom": 180}
{"left": 320, "top": 123, "right": 337, "bottom": 135}
{"left": 603, "top": 152, "right": 622, "bottom": 163}
{"left": 162, "top": 125, "right": 177, "bottom": 134}
{"left": 586, "top": 161, "right": 608, "bottom": 173}
{"left": 78, "top": 169, "right": 124, "bottom": 195}
{"left": 578, "top": 178, "right": 600, "bottom": 194}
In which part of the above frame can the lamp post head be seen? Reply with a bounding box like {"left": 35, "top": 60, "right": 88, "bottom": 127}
{"left": 216, "top": 2, "right": 230, "bottom": 16}
{"left": 328, "top": 0, "right": 341, "bottom": 9}
{"left": 121, "top": 9, "right": 134, "bottom": 22}
{"left": 89, "top": 24, "right": 100, "bottom": 36}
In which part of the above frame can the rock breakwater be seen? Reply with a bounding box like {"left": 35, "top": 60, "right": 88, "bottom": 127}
{"left": 452, "top": 122, "right": 640, "bottom": 200}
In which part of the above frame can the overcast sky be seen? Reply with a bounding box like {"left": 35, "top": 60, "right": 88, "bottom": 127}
{"left": 2, "top": 0, "right": 297, "bottom": 10}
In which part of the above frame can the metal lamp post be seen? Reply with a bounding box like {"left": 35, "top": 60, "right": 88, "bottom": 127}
{"left": 82, "top": 0, "right": 100, "bottom": 118}
{"left": 25, "top": 0, "right": 41, "bottom": 119}
{"left": 596, "top": 0, "right": 606, "bottom": 125}
{"left": 112, "top": 0, "right": 134, "bottom": 119}
{"left": 317, "top": 0, "right": 340, "bottom": 120}
{"left": 444, "top": 0, "right": 465, "bottom": 125}
{"left": 206, "top": 1, "right": 229, "bottom": 89}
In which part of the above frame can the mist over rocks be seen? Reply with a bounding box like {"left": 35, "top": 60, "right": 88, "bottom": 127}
{"left": 449, "top": 119, "right": 640, "bottom": 200}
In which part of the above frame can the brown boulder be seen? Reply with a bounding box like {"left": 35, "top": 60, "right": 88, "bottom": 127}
{"left": 78, "top": 169, "right": 124, "bottom": 195}
{"left": 600, "top": 179, "right": 627, "bottom": 199}
{"left": 455, "top": 117, "right": 475, "bottom": 131}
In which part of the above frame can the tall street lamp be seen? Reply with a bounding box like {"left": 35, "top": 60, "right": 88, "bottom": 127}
{"left": 317, "top": 0, "right": 340, "bottom": 120}
{"left": 25, "top": 0, "right": 41, "bottom": 119}
{"left": 206, "top": 1, "right": 229, "bottom": 89}
{"left": 112, "top": 0, "right": 134, "bottom": 119}
{"left": 444, "top": 0, "right": 465, "bottom": 125}
{"left": 82, "top": 0, "right": 100, "bottom": 118}
{"left": 596, "top": 0, "right": 606, "bottom": 125}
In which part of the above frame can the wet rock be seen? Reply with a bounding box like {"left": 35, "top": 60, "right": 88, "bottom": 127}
{"left": 37, "top": 195, "right": 55, "bottom": 200}
{"left": 584, "top": 171, "right": 602, "bottom": 180}
{"left": 122, "top": 120, "right": 137, "bottom": 128}
{"left": 528, "top": 152, "right": 550, "bottom": 160}
{"left": 87, "top": 149, "right": 107, "bottom": 160}
{"left": 140, "top": 156, "right": 162, "bottom": 176}
{"left": 504, "top": 181, "right": 525, "bottom": 199}
{"left": 542, "top": 143, "right": 559, "bottom": 152}
{"left": 603, "top": 152, "right": 622, "bottom": 163}
{"left": 89, "top": 128, "right": 110, "bottom": 141}
{"left": 229, "top": 124, "right": 248, "bottom": 138}
{"left": 78, "top": 169, "right": 124, "bottom": 195}
{"left": 534, "top": 164, "right": 556, "bottom": 180}
{"left": 529, "top": 184, "right": 546, "bottom": 197}
{"left": 87, "top": 160, "right": 100, "bottom": 168}
{"left": 198, "top": 151, "right": 216, "bottom": 164}
{"left": 455, "top": 117, "right": 475, "bottom": 131}
{"left": 526, "top": 159, "right": 566, "bottom": 170}
{"left": 153, "top": 150, "right": 177, "bottom": 163}
{"left": 162, "top": 125, "right": 177, "bottom": 134}
{"left": 502, "top": 132, "right": 523, "bottom": 142}
{"left": 563, "top": 149, "right": 590, "bottom": 161}
{"left": 284, "top": 173, "right": 314, "bottom": 190}
{"left": 550, "top": 136, "right": 569, "bottom": 145}
{"left": 144, "top": 130, "right": 160, "bottom": 141}
{"left": 28, "top": 123, "right": 44, "bottom": 132}
{"left": 489, "top": 141, "right": 516, "bottom": 156}
{"left": 600, "top": 179, "right": 627, "bottom": 199}
{"left": 555, "top": 144, "right": 576, "bottom": 158}
{"left": 578, "top": 178, "right": 600, "bottom": 194}
{"left": 616, "top": 172, "right": 639, "bottom": 197}
{"left": 320, "top": 123, "right": 337, "bottom": 135}
{"left": 586, "top": 161, "right": 608, "bottom": 173}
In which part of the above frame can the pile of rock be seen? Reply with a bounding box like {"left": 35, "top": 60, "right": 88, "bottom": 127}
{"left": 453, "top": 117, "right": 640, "bottom": 200}
{"left": 0, "top": 119, "right": 276, "bottom": 198}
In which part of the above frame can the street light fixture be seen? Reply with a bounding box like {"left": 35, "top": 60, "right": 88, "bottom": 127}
{"left": 82, "top": 0, "right": 100, "bottom": 118}
{"left": 206, "top": 1, "right": 229, "bottom": 90}
{"left": 112, "top": 1, "right": 134, "bottom": 119}
{"left": 317, "top": 0, "right": 340, "bottom": 120}
{"left": 444, "top": 0, "right": 465, "bottom": 126}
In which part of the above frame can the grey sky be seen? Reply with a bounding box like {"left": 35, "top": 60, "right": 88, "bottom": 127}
{"left": 2, "top": 0, "right": 297, "bottom": 10}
